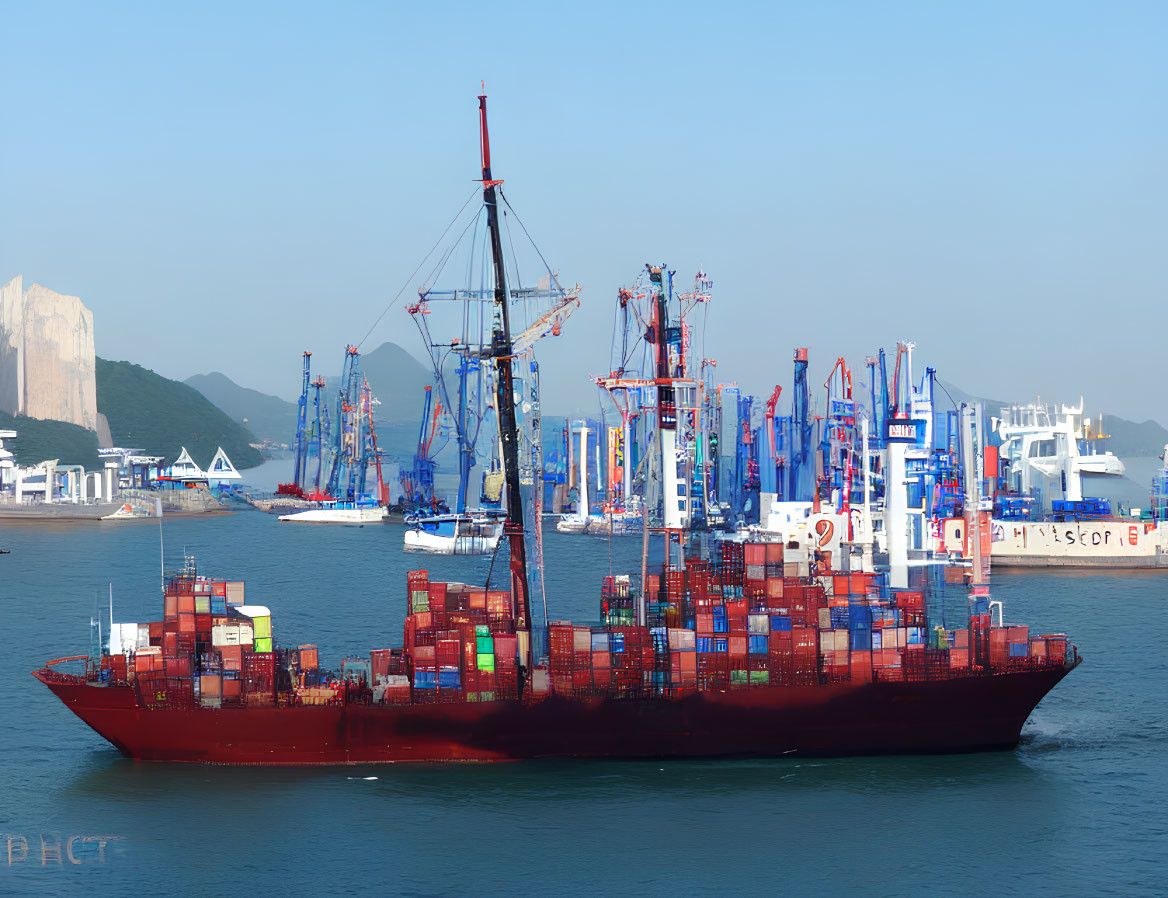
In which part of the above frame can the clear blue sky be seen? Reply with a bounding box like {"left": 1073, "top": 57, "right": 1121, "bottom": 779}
{"left": 2, "top": 1, "right": 1165, "bottom": 426}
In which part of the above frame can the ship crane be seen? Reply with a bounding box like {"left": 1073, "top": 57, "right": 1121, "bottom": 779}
{"left": 404, "top": 386, "right": 442, "bottom": 510}
{"left": 309, "top": 375, "right": 328, "bottom": 497}
{"left": 277, "top": 351, "right": 314, "bottom": 498}
{"left": 479, "top": 90, "right": 534, "bottom": 686}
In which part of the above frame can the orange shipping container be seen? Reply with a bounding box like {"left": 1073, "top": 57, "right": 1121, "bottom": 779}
{"left": 221, "top": 645, "right": 243, "bottom": 671}
{"left": 298, "top": 645, "right": 319, "bottom": 670}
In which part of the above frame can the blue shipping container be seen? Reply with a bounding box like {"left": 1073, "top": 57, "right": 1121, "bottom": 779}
{"left": 770, "top": 616, "right": 792, "bottom": 631}
{"left": 749, "top": 635, "right": 768, "bottom": 654}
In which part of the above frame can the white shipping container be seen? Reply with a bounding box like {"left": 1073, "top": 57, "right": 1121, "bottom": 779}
{"left": 668, "top": 629, "right": 696, "bottom": 650}
{"left": 747, "top": 614, "right": 770, "bottom": 635}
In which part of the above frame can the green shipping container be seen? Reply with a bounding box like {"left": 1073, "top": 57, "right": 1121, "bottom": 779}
{"left": 476, "top": 636, "right": 494, "bottom": 654}
{"left": 475, "top": 624, "right": 490, "bottom": 637}
{"left": 477, "top": 653, "right": 495, "bottom": 672}
{"left": 749, "top": 670, "right": 769, "bottom": 685}
{"left": 730, "top": 669, "right": 749, "bottom": 685}
{"left": 254, "top": 637, "right": 273, "bottom": 653}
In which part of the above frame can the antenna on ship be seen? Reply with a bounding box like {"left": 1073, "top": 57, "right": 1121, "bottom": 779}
{"left": 478, "top": 88, "right": 534, "bottom": 690}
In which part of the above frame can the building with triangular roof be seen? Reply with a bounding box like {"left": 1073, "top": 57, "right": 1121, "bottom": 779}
{"left": 206, "top": 446, "right": 241, "bottom": 483}
{"left": 157, "top": 447, "right": 208, "bottom": 488}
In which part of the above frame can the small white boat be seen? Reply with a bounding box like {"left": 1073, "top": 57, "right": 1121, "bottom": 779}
{"left": 278, "top": 499, "right": 387, "bottom": 525}
{"left": 100, "top": 502, "right": 152, "bottom": 521}
{"left": 403, "top": 512, "right": 503, "bottom": 554}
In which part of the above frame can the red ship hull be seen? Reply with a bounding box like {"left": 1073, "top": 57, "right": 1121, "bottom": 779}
{"left": 35, "top": 664, "right": 1075, "bottom": 765}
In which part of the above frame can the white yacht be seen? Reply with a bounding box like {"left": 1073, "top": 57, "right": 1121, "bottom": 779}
{"left": 278, "top": 498, "right": 387, "bottom": 525}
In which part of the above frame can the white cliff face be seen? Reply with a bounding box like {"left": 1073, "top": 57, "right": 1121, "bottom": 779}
{"left": 0, "top": 275, "right": 24, "bottom": 416}
{"left": 0, "top": 276, "right": 98, "bottom": 431}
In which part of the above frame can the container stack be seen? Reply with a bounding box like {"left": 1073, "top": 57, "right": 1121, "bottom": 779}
{"left": 104, "top": 555, "right": 1070, "bottom": 713}
{"left": 401, "top": 572, "right": 522, "bottom": 703}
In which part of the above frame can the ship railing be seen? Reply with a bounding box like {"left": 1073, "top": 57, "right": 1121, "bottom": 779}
{"left": 37, "top": 655, "right": 94, "bottom": 685}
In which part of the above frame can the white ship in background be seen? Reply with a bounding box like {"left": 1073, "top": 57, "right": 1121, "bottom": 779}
{"left": 990, "top": 400, "right": 1168, "bottom": 568}
{"left": 994, "top": 399, "right": 1124, "bottom": 509}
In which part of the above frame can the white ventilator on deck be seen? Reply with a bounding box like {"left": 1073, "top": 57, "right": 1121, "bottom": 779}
{"left": 662, "top": 426, "right": 684, "bottom": 529}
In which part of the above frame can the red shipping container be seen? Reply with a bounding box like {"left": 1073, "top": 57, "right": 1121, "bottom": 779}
{"left": 298, "top": 645, "right": 319, "bottom": 670}
{"left": 487, "top": 590, "right": 511, "bottom": 617}
{"left": 413, "top": 645, "right": 436, "bottom": 664}
{"left": 163, "top": 632, "right": 178, "bottom": 656}
{"left": 178, "top": 613, "right": 195, "bottom": 635}
{"left": 766, "top": 579, "right": 784, "bottom": 600}
{"left": 195, "top": 614, "right": 211, "bottom": 633}
{"left": 371, "top": 649, "right": 394, "bottom": 681}
{"left": 744, "top": 543, "right": 766, "bottom": 566}
{"left": 222, "top": 644, "right": 243, "bottom": 671}
{"left": 222, "top": 678, "right": 242, "bottom": 698}
{"left": 177, "top": 594, "right": 195, "bottom": 614}
{"left": 436, "top": 639, "right": 460, "bottom": 668}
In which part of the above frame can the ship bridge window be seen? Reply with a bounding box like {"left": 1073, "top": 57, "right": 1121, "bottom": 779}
{"left": 1028, "top": 439, "right": 1056, "bottom": 458}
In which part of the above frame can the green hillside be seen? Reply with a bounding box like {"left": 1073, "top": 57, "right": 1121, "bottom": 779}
{"left": 185, "top": 371, "right": 297, "bottom": 445}
{"left": 97, "top": 358, "right": 264, "bottom": 469}
{"left": 0, "top": 410, "right": 100, "bottom": 468}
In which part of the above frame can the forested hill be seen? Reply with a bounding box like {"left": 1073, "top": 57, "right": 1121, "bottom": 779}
{"left": 97, "top": 359, "right": 263, "bottom": 469}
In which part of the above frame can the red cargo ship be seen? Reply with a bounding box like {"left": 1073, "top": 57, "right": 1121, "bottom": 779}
{"left": 34, "top": 93, "right": 1079, "bottom": 764}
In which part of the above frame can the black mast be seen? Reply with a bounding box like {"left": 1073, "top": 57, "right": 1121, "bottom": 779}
{"left": 478, "top": 91, "right": 534, "bottom": 685}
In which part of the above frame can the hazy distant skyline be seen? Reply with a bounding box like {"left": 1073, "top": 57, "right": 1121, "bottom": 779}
{"left": 2, "top": 2, "right": 1164, "bottom": 424}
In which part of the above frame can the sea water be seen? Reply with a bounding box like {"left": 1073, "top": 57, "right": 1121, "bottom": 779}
{"left": 1, "top": 508, "right": 1165, "bottom": 895}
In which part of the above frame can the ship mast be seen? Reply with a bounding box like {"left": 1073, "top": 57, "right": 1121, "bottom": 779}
{"left": 478, "top": 91, "right": 534, "bottom": 684}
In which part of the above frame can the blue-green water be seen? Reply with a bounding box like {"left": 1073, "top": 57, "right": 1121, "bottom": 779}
{"left": 1, "top": 509, "right": 1165, "bottom": 895}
